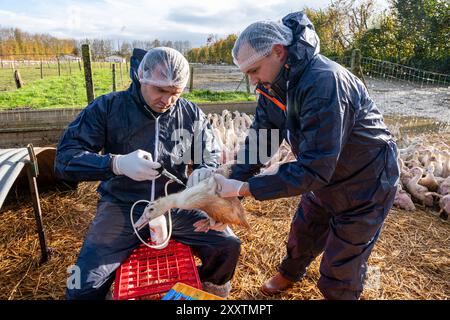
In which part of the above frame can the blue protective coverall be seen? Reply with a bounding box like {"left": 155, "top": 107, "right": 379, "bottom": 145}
{"left": 230, "top": 12, "right": 400, "bottom": 300}
{"left": 55, "top": 48, "right": 241, "bottom": 299}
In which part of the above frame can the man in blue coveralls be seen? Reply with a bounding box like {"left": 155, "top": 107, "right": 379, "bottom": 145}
{"left": 214, "top": 12, "right": 400, "bottom": 300}
{"left": 55, "top": 47, "right": 240, "bottom": 299}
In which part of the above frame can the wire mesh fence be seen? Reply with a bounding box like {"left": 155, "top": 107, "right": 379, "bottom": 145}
{"left": 329, "top": 55, "right": 450, "bottom": 87}
{"left": 189, "top": 63, "right": 249, "bottom": 92}
{"left": 361, "top": 57, "right": 450, "bottom": 86}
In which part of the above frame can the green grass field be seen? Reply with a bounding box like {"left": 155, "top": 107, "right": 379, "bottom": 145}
{"left": 0, "top": 62, "right": 255, "bottom": 109}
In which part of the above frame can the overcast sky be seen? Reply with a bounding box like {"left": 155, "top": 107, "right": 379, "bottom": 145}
{"left": 0, "top": 0, "right": 389, "bottom": 47}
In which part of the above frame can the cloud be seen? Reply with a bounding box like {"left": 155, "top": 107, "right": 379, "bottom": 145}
{"left": 0, "top": 0, "right": 337, "bottom": 46}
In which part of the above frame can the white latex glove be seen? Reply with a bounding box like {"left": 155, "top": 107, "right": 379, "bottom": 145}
{"left": 214, "top": 174, "right": 244, "bottom": 198}
{"left": 187, "top": 167, "right": 216, "bottom": 188}
{"left": 112, "top": 150, "right": 161, "bottom": 181}
{"left": 193, "top": 217, "right": 228, "bottom": 233}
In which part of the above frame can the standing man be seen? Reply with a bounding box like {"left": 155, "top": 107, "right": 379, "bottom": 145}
{"left": 215, "top": 12, "right": 399, "bottom": 300}
{"left": 56, "top": 47, "right": 240, "bottom": 299}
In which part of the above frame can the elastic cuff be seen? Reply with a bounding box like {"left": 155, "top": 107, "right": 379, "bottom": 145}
{"left": 248, "top": 175, "right": 287, "bottom": 201}
{"left": 277, "top": 265, "right": 305, "bottom": 282}
{"left": 110, "top": 154, "right": 121, "bottom": 175}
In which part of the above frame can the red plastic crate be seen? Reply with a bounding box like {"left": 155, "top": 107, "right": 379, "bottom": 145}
{"left": 113, "top": 240, "right": 201, "bottom": 300}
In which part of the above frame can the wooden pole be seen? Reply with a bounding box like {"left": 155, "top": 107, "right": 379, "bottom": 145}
{"left": 112, "top": 63, "right": 116, "bottom": 92}
{"left": 68, "top": 60, "right": 72, "bottom": 75}
{"left": 82, "top": 44, "right": 95, "bottom": 103}
{"left": 119, "top": 62, "right": 123, "bottom": 87}
{"left": 14, "top": 70, "right": 23, "bottom": 89}
{"left": 189, "top": 65, "right": 194, "bottom": 92}
{"left": 245, "top": 74, "right": 250, "bottom": 94}
{"left": 26, "top": 144, "right": 51, "bottom": 264}
{"left": 40, "top": 60, "right": 43, "bottom": 79}
{"left": 57, "top": 58, "right": 61, "bottom": 76}
{"left": 351, "top": 49, "right": 366, "bottom": 88}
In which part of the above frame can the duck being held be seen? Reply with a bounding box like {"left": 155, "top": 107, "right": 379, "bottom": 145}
{"left": 133, "top": 166, "right": 250, "bottom": 232}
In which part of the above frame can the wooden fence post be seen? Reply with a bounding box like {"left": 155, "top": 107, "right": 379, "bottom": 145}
{"left": 57, "top": 58, "right": 61, "bottom": 76}
{"left": 351, "top": 49, "right": 367, "bottom": 87}
{"left": 189, "top": 65, "right": 194, "bottom": 92}
{"left": 119, "top": 62, "right": 123, "bottom": 86}
{"left": 40, "top": 60, "right": 43, "bottom": 79}
{"left": 82, "top": 44, "right": 95, "bottom": 103}
{"left": 245, "top": 74, "right": 250, "bottom": 94}
{"left": 112, "top": 63, "right": 116, "bottom": 92}
{"left": 14, "top": 70, "right": 23, "bottom": 89}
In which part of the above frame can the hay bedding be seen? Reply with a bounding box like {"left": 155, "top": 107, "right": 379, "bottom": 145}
{"left": 0, "top": 181, "right": 448, "bottom": 300}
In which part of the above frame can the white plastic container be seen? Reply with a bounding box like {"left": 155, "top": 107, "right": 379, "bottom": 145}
{"left": 149, "top": 215, "right": 168, "bottom": 249}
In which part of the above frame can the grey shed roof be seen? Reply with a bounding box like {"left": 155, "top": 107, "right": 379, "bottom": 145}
{"left": 0, "top": 147, "right": 57, "bottom": 210}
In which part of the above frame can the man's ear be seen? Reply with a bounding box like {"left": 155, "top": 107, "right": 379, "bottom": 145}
{"left": 272, "top": 44, "right": 287, "bottom": 61}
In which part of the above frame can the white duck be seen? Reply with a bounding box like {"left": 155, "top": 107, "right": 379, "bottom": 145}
{"left": 133, "top": 166, "right": 250, "bottom": 230}
{"left": 394, "top": 184, "right": 416, "bottom": 211}
{"left": 404, "top": 151, "right": 421, "bottom": 168}
{"left": 438, "top": 176, "right": 450, "bottom": 195}
{"left": 439, "top": 194, "right": 450, "bottom": 220}
{"left": 429, "top": 156, "right": 444, "bottom": 177}
{"left": 418, "top": 164, "right": 440, "bottom": 192}
{"left": 439, "top": 150, "right": 450, "bottom": 178}
{"left": 405, "top": 167, "right": 434, "bottom": 207}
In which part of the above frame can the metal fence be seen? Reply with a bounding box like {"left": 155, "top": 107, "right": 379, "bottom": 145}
{"left": 329, "top": 55, "right": 450, "bottom": 86}
{"left": 361, "top": 57, "right": 450, "bottom": 86}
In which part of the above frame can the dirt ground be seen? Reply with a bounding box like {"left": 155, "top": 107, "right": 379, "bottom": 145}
{"left": 367, "top": 78, "right": 450, "bottom": 120}
{"left": 0, "top": 178, "right": 448, "bottom": 300}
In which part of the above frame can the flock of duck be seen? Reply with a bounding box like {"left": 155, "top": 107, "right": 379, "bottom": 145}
{"left": 396, "top": 136, "right": 450, "bottom": 220}
{"left": 207, "top": 110, "right": 450, "bottom": 221}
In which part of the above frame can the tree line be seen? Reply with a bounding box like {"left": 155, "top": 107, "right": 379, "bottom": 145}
{"left": 0, "top": 28, "right": 191, "bottom": 61}
{"left": 0, "top": 27, "right": 75, "bottom": 59}
{"left": 187, "top": 0, "right": 449, "bottom": 73}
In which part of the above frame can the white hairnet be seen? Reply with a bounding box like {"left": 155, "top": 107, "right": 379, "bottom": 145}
{"left": 232, "top": 20, "right": 293, "bottom": 71}
{"left": 138, "top": 47, "right": 190, "bottom": 88}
